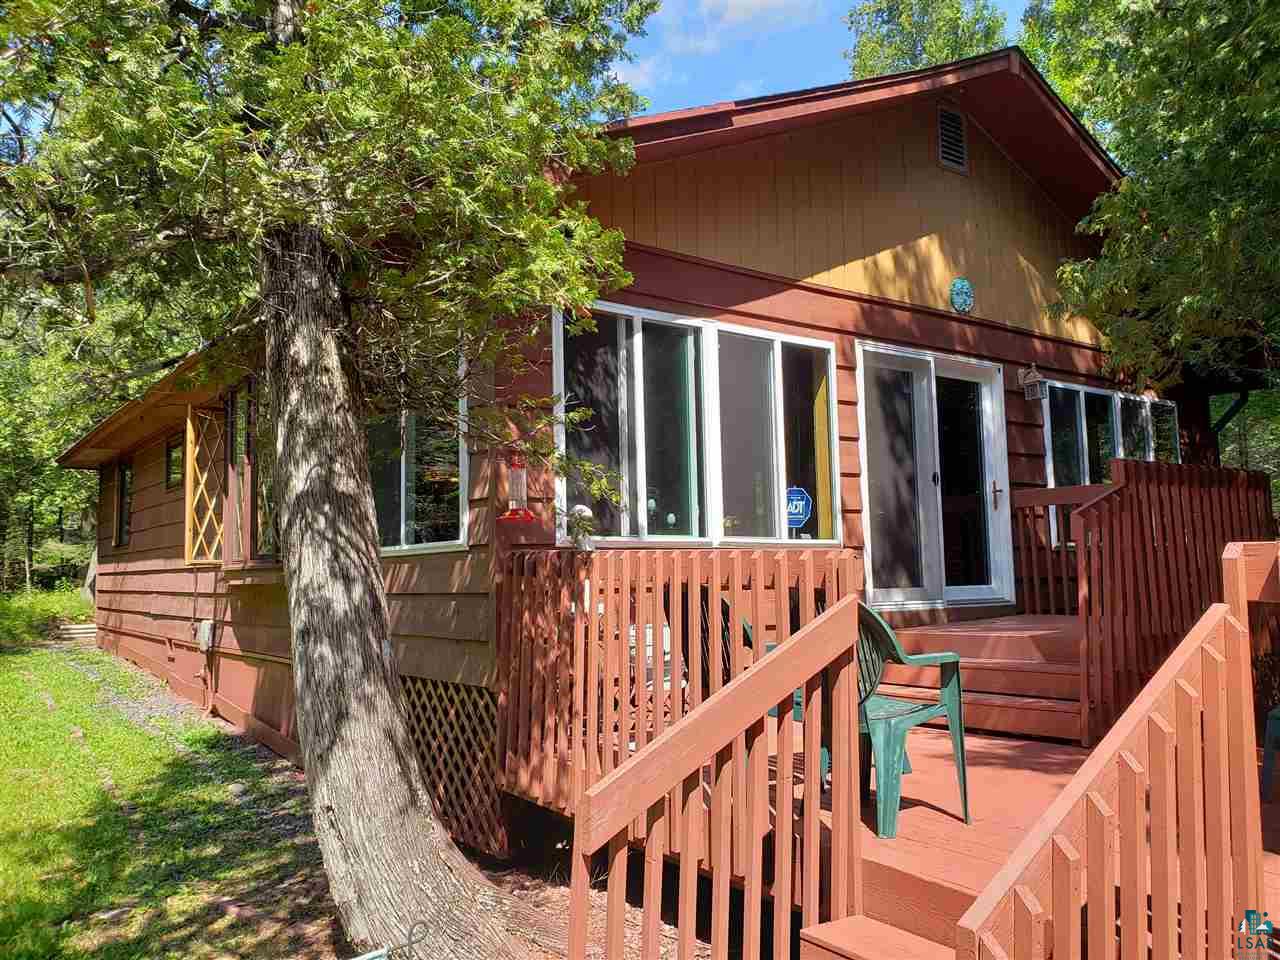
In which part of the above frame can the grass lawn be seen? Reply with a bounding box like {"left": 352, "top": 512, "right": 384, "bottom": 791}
{"left": 0, "top": 591, "right": 342, "bottom": 960}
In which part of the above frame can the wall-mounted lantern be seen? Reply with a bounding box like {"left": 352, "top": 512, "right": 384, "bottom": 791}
{"left": 1018, "top": 364, "right": 1048, "bottom": 402}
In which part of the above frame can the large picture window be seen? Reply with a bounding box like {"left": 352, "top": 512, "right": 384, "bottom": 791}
{"left": 555, "top": 305, "right": 839, "bottom": 544}
{"left": 367, "top": 412, "right": 465, "bottom": 550}
{"left": 1043, "top": 382, "right": 1179, "bottom": 490}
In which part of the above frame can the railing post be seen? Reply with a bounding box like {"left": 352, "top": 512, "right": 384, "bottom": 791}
{"left": 1071, "top": 511, "right": 1092, "bottom": 746}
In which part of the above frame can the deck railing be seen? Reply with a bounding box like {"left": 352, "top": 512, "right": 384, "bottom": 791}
{"left": 495, "top": 546, "right": 861, "bottom": 813}
{"left": 956, "top": 541, "right": 1274, "bottom": 960}
{"left": 1073, "top": 460, "right": 1273, "bottom": 740}
{"left": 1011, "top": 483, "right": 1108, "bottom": 616}
{"left": 1014, "top": 460, "right": 1273, "bottom": 743}
{"left": 566, "top": 591, "right": 863, "bottom": 960}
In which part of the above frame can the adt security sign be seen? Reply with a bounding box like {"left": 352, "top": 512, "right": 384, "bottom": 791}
{"left": 786, "top": 487, "right": 813, "bottom": 529}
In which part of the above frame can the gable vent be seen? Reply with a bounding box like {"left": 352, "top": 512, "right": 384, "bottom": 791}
{"left": 938, "top": 107, "right": 968, "bottom": 171}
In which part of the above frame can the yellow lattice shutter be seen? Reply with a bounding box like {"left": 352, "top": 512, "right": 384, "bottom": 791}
{"left": 185, "top": 405, "right": 226, "bottom": 565}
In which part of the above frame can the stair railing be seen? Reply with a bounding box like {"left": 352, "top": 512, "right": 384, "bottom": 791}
{"left": 566, "top": 591, "right": 864, "bottom": 960}
{"left": 956, "top": 539, "right": 1274, "bottom": 960}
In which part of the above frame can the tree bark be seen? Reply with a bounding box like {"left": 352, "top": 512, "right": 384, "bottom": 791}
{"left": 260, "top": 225, "right": 519, "bottom": 960}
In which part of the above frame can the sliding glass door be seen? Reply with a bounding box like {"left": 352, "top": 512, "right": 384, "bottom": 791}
{"left": 859, "top": 344, "right": 1014, "bottom": 608}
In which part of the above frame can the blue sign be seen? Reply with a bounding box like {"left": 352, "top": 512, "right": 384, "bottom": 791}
{"left": 786, "top": 487, "right": 813, "bottom": 528}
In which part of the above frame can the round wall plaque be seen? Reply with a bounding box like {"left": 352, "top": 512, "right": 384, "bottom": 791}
{"left": 950, "top": 277, "right": 975, "bottom": 314}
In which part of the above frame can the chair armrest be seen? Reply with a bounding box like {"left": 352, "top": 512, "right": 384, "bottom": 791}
{"left": 897, "top": 651, "right": 960, "bottom": 667}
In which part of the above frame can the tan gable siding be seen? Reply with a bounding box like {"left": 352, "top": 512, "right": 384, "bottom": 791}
{"left": 577, "top": 98, "right": 1099, "bottom": 344}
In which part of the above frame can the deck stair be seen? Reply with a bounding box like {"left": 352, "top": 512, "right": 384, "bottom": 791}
{"left": 887, "top": 616, "right": 1082, "bottom": 741}
{"left": 800, "top": 915, "right": 953, "bottom": 960}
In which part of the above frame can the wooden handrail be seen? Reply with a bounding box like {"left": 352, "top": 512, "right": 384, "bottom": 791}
{"left": 575, "top": 593, "right": 860, "bottom": 852}
{"left": 957, "top": 536, "right": 1275, "bottom": 960}
{"left": 1010, "top": 483, "right": 1112, "bottom": 509}
{"left": 564, "top": 554, "right": 864, "bottom": 960}
{"left": 957, "top": 603, "right": 1230, "bottom": 948}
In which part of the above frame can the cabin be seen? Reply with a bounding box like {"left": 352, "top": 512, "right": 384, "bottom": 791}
{"left": 58, "top": 48, "right": 1280, "bottom": 960}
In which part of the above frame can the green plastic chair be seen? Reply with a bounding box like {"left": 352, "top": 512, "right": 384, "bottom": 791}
{"left": 857, "top": 602, "right": 970, "bottom": 839}
{"left": 1261, "top": 704, "right": 1280, "bottom": 801}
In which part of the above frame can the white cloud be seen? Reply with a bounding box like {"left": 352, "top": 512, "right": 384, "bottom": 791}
{"left": 646, "top": 0, "right": 825, "bottom": 63}
{"left": 698, "top": 0, "right": 823, "bottom": 25}
{"left": 614, "top": 54, "right": 673, "bottom": 92}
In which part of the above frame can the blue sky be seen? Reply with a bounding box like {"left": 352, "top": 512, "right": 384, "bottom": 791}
{"left": 618, "top": 0, "right": 1030, "bottom": 115}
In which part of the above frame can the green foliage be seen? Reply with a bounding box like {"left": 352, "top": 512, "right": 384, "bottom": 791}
{"left": 1041, "top": 0, "right": 1280, "bottom": 386}
{"left": 0, "top": 587, "right": 92, "bottom": 647}
{"left": 1017, "top": 0, "right": 1121, "bottom": 137}
{"left": 0, "top": 0, "right": 657, "bottom": 450}
{"left": 0, "top": 637, "right": 323, "bottom": 959}
{"left": 1213, "top": 389, "right": 1280, "bottom": 512}
{"left": 845, "top": 0, "right": 1007, "bottom": 79}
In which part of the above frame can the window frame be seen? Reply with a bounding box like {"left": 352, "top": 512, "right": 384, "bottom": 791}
{"left": 373, "top": 405, "right": 470, "bottom": 559}
{"left": 114, "top": 460, "right": 133, "bottom": 547}
{"left": 1040, "top": 379, "right": 1181, "bottom": 542}
{"left": 164, "top": 434, "right": 184, "bottom": 490}
{"left": 223, "top": 378, "right": 470, "bottom": 567}
{"left": 1041, "top": 381, "right": 1181, "bottom": 492}
{"left": 552, "top": 301, "right": 843, "bottom": 547}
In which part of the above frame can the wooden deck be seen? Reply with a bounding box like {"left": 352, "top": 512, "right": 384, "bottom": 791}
{"left": 887, "top": 615, "right": 1084, "bottom": 741}
{"left": 787, "top": 725, "right": 1088, "bottom": 945}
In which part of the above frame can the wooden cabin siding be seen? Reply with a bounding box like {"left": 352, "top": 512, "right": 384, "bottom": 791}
{"left": 577, "top": 98, "right": 1098, "bottom": 344}
{"left": 93, "top": 427, "right": 502, "bottom": 760}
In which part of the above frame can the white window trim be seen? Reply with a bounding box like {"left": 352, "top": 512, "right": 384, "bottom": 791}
{"left": 552, "top": 301, "right": 843, "bottom": 547}
{"left": 855, "top": 339, "right": 1015, "bottom": 611}
{"left": 1040, "top": 381, "right": 1181, "bottom": 485}
{"left": 1040, "top": 379, "right": 1180, "bottom": 543}
{"left": 377, "top": 390, "right": 470, "bottom": 558}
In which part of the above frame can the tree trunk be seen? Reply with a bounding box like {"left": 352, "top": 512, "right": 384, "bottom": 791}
{"left": 260, "top": 225, "right": 519, "bottom": 960}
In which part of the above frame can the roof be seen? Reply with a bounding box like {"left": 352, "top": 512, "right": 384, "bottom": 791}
{"left": 57, "top": 350, "right": 234, "bottom": 469}
{"left": 607, "top": 47, "right": 1121, "bottom": 221}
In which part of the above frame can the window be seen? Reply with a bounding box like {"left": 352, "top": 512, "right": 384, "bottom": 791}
{"left": 114, "top": 461, "right": 133, "bottom": 546}
{"left": 226, "top": 380, "right": 277, "bottom": 562}
{"left": 555, "top": 304, "right": 839, "bottom": 543}
{"left": 165, "top": 435, "right": 184, "bottom": 489}
{"left": 367, "top": 412, "right": 465, "bottom": 550}
{"left": 563, "top": 310, "right": 705, "bottom": 538}
{"left": 1043, "top": 383, "right": 1180, "bottom": 492}
{"left": 938, "top": 105, "right": 968, "bottom": 172}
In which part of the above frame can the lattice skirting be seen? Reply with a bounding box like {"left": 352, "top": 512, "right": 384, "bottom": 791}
{"left": 401, "top": 676, "right": 508, "bottom": 857}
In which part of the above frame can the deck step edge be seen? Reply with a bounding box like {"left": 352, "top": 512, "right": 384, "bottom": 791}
{"left": 800, "top": 915, "right": 954, "bottom": 960}
{"left": 878, "top": 683, "right": 1080, "bottom": 714}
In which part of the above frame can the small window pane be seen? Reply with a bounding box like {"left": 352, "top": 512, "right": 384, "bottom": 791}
{"left": 718, "top": 333, "right": 777, "bottom": 538}
{"left": 1048, "top": 386, "right": 1084, "bottom": 486}
{"left": 1083, "top": 392, "right": 1116, "bottom": 483}
{"left": 781, "top": 343, "right": 834, "bottom": 540}
{"left": 864, "top": 365, "right": 923, "bottom": 589}
{"left": 368, "top": 414, "right": 403, "bottom": 548}
{"left": 165, "top": 438, "right": 183, "bottom": 488}
{"left": 642, "top": 323, "right": 704, "bottom": 536}
{"left": 405, "top": 415, "right": 462, "bottom": 544}
{"left": 1120, "top": 397, "right": 1151, "bottom": 459}
{"left": 937, "top": 376, "right": 989, "bottom": 586}
{"left": 116, "top": 462, "right": 133, "bottom": 545}
{"left": 1152, "top": 402, "right": 1180, "bottom": 463}
{"left": 253, "top": 383, "right": 278, "bottom": 557}
{"left": 564, "top": 313, "right": 625, "bottom": 536}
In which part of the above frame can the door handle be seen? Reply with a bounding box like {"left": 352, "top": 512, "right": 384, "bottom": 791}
{"left": 992, "top": 480, "right": 1005, "bottom": 509}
